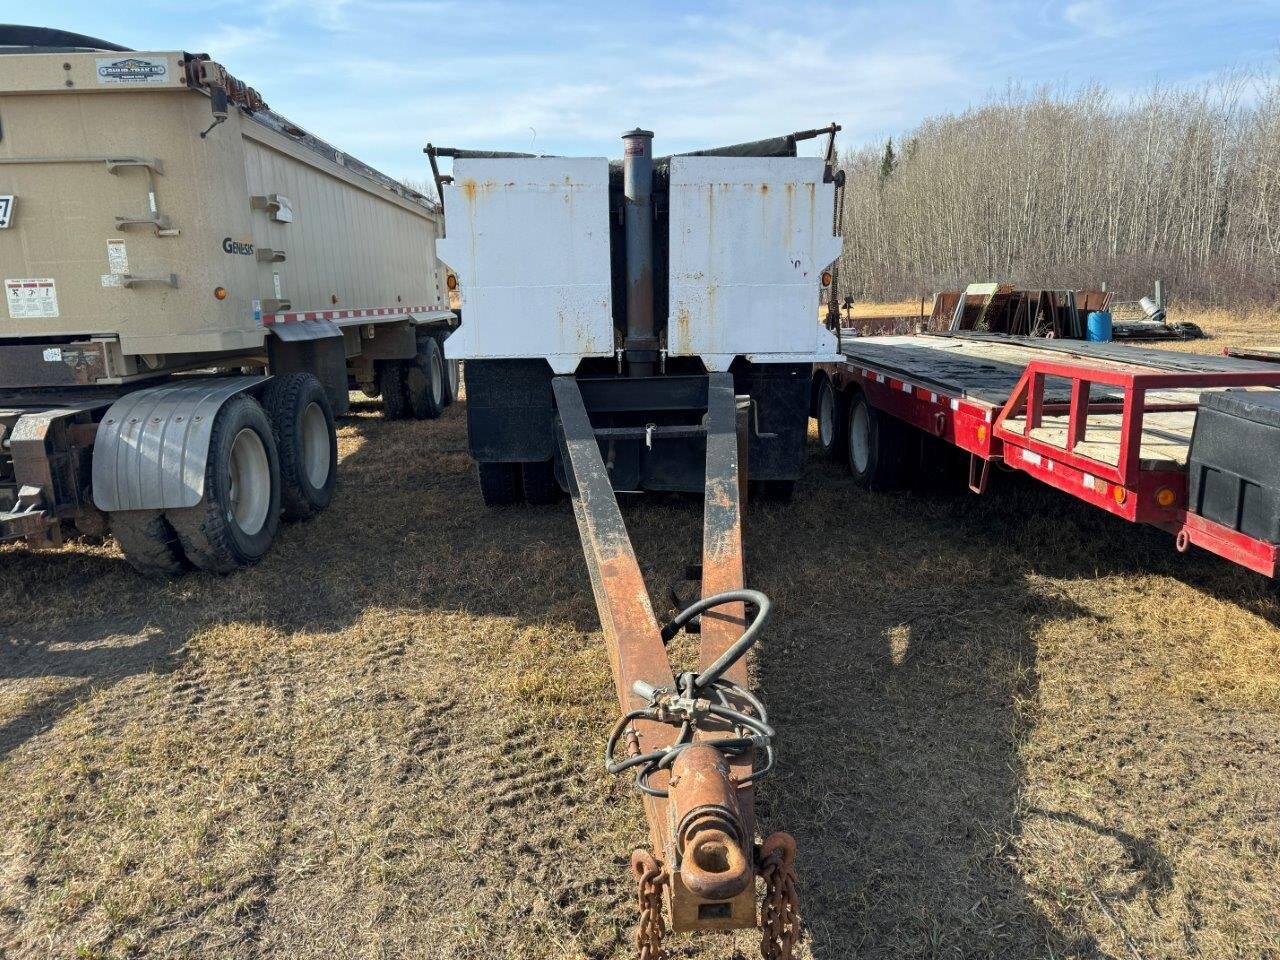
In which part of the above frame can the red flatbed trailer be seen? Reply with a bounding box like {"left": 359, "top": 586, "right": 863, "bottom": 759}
{"left": 813, "top": 332, "right": 1280, "bottom": 578}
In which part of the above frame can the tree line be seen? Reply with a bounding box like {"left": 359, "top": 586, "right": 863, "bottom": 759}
{"left": 835, "top": 73, "right": 1280, "bottom": 306}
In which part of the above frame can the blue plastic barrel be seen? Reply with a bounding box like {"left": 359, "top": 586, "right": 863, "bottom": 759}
{"left": 1086, "top": 310, "right": 1113, "bottom": 342}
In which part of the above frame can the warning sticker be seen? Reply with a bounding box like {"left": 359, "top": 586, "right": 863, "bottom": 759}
{"left": 5, "top": 279, "right": 59, "bottom": 319}
{"left": 107, "top": 238, "right": 129, "bottom": 275}
{"left": 95, "top": 56, "right": 169, "bottom": 85}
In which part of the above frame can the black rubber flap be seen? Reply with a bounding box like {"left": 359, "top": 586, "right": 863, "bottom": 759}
{"left": 1199, "top": 389, "right": 1280, "bottom": 428}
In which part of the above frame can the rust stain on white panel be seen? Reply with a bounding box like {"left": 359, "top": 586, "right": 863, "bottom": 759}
{"left": 667, "top": 156, "right": 842, "bottom": 370}
{"left": 438, "top": 158, "right": 613, "bottom": 374}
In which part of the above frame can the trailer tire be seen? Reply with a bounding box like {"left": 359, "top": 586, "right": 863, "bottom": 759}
{"left": 477, "top": 461, "right": 523, "bottom": 506}
{"left": 754, "top": 479, "right": 797, "bottom": 503}
{"left": 816, "top": 377, "right": 848, "bottom": 461}
{"left": 262, "top": 373, "right": 337, "bottom": 520}
{"left": 169, "top": 396, "right": 281, "bottom": 573}
{"left": 521, "top": 459, "right": 563, "bottom": 505}
{"left": 444, "top": 356, "right": 461, "bottom": 406}
{"left": 111, "top": 510, "right": 188, "bottom": 578}
{"left": 378, "top": 360, "right": 410, "bottom": 419}
{"left": 846, "top": 391, "right": 907, "bottom": 491}
{"left": 405, "top": 336, "right": 446, "bottom": 420}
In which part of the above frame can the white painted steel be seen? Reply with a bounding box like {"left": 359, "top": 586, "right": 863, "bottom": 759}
{"left": 438, "top": 158, "right": 614, "bottom": 375}
{"left": 300, "top": 401, "right": 330, "bottom": 488}
{"left": 667, "top": 156, "right": 842, "bottom": 371}
{"left": 228, "top": 427, "right": 272, "bottom": 536}
{"left": 850, "top": 401, "right": 871, "bottom": 474}
{"left": 818, "top": 380, "right": 836, "bottom": 449}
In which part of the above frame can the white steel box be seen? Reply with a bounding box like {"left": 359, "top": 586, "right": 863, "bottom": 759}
{"left": 667, "top": 156, "right": 841, "bottom": 371}
{"left": 438, "top": 158, "right": 614, "bottom": 375}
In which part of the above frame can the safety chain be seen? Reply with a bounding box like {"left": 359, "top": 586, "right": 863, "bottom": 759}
{"left": 631, "top": 849, "right": 667, "bottom": 960}
{"left": 756, "top": 833, "right": 801, "bottom": 960}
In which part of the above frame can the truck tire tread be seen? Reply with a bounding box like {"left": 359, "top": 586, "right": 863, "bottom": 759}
{"left": 477, "top": 461, "right": 523, "bottom": 506}
{"left": 379, "top": 360, "right": 410, "bottom": 420}
{"left": 262, "top": 373, "right": 337, "bottom": 520}
{"left": 169, "top": 395, "right": 282, "bottom": 573}
{"left": 407, "top": 335, "right": 446, "bottom": 420}
{"left": 521, "top": 459, "right": 562, "bottom": 504}
{"left": 111, "top": 510, "right": 188, "bottom": 578}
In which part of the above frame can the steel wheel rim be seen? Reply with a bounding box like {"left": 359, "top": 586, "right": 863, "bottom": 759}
{"left": 430, "top": 352, "right": 443, "bottom": 402}
{"left": 301, "top": 401, "right": 331, "bottom": 489}
{"left": 818, "top": 383, "right": 835, "bottom": 448}
{"left": 228, "top": 427, "right": 271, "bottom": 535}
{"left": 850, "top": 402, "right": 871, "bottom": 474}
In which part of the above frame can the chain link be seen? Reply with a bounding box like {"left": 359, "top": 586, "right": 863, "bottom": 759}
{"left": 630, "top": 849, "right": 667, "bottom": 960}
{"left": 756, "top": 832, "right": 801, "bottom": 960}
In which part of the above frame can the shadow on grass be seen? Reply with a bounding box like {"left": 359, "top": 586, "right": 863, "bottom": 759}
{"left": 0, "top": 398, "right": 1261, "bottom": 957}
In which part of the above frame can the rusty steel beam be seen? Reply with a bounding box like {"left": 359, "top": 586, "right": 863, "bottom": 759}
{"left": 552, "top": 376, "right": 677, "bottom": 849}
{"left": 554, "top": 372, "right": 790, "bottom": 949}
{"left": 666, "top": 370, "right": 758, "bottom": 930}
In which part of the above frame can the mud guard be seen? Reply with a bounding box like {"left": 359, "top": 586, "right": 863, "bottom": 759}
{"left": 91, "top": 375, "right": 268, "bottom": 512}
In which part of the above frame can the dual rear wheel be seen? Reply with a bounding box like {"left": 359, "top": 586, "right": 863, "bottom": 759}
{"left": 379, "top": 334, "right": 455, "bottom": 421}
{"left": 112, "top": 373, "right": 338, "bottom": 577}
{"left": 817, "top": 377, "right": 912, "bottom": 490}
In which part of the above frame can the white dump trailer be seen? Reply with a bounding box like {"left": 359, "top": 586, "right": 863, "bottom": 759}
{"left": 0, "top": 26, "right": 460, "bottom": 574}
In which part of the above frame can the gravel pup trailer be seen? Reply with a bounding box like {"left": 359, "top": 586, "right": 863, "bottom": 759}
{"left": 430, "top": 125, "right": 843, "bottom": 957}
{"left": 814, "top": 331, "right": 1280, "bottom": 578}
{"left": 0, "top": 27, "right": 458, "bottom": 574}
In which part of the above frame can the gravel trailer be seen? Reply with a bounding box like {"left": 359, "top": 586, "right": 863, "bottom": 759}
{"left": 813, "top": 331, "right": 1280, "bottom": 579}
{"left": 0, "top": 26, "right": 459, "bottom": 574}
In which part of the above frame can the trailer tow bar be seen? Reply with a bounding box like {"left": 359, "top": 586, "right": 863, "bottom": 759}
{"left": 553, "top": 370, "right": 800, "bottom": 959}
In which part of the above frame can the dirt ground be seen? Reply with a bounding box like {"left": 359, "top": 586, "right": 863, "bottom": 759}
{"left": 3, "top": 310, "right": 1280, "bottom": 959}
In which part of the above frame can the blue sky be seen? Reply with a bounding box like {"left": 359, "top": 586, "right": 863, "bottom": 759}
{"left": 6, "top": 1, "right": 1280, "bottom": 181}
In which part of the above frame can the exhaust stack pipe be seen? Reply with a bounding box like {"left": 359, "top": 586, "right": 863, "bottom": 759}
{"left": 622, "top": 128, "right": 657, "bottom": 377}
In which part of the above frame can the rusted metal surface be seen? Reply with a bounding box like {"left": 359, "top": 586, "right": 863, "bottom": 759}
{"left": 622, "top": 129, "right": 658, "bottom": 377}
{"left": 0, "top": 401, "right": 105, "bottom": 545}
{"left": 553, "top": 375, "right": 677, "bottom": 845}
{"left": 757, "top": 832, "right": 801, "bottom": 960}
{"left": 669, "top": 744, "right": 750, "bottom": 901}
{"left": 556, "top": 368, "right": 798, "bottom": 952}
{"left": 631, "top": 849, "right": 668, "bottom": 960}
{"left": 927, "top": 286, "right": 1111, "bottom": 338}
{"left": 0, "top": 341, "right": 109, "bottom": 388}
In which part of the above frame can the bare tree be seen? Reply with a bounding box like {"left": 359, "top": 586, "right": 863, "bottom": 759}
{"left": 837, "top": 72, "right": 1280, "bottom": 306}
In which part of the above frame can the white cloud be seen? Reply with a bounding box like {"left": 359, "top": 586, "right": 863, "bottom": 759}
{"left": 1063, "top": 0, "right": 1122, "bottom": 37}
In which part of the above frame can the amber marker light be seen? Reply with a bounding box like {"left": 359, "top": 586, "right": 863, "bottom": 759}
{"left": 214, "top": 286, "right": 228, "bottom": 300}
{"left": 1113, "top": 486, "right": 1128, "bottom": 505}
{"left": 1155, "top": 486, "right": 1177, "bottom": 507}
{"left": 821, "top": 271, "right": 832, "bottom": 287}
{"left": 446, "top": 274, "right": 458, "bottom": 291}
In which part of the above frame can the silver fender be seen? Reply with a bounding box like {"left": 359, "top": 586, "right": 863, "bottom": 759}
{"left": 92, "top": 375, "right": 268, "bottom": 512}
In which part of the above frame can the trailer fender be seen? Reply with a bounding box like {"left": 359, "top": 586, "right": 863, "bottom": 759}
{"left": 92, "top": 376, "right": 269, "bottom": 512}
{"left": 266, "top": 319, "right": 348, "bottom": 415}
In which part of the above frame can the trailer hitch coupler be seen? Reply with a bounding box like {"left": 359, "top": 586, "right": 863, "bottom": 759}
{"left": 669, "top": 743, "right": 751, "bottom": 901}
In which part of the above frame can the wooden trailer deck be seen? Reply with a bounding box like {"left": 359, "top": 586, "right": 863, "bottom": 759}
{"left": 839, "top": 333, "right": 1279, "bottom": 470}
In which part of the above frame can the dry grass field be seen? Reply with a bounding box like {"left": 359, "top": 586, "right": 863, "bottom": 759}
{"left": 3, "top": 308, "right": 1280, "bottom": 959}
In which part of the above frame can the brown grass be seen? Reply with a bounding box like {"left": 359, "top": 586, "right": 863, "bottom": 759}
{"left": 3, "top": 316, "right": 1280, "bottom": 958}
